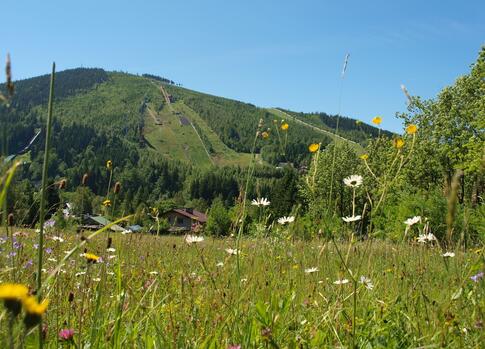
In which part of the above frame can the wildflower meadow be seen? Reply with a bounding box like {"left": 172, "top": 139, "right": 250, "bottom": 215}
{"left": 1, "top": 33, "right": 484, "bottom": 349}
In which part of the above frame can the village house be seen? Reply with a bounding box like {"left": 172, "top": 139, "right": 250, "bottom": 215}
{"left": 162, "top": 208, "right": 207, "bottom": 233}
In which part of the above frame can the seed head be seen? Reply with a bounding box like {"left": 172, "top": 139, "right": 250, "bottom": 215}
{"left": 114, "top": 181, "right": 121, "bottom": 194}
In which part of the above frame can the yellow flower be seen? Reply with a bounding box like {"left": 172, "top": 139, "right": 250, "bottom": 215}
{"left": 22, "top": 296, "right": 48, "bottom": 328}
{"left": 83, "top": 253, "right": 100, "bottom": 263}
{"left": 280, "top": 122, "right": 289, "bottom": 131}
{"left": 372, "top": 116, "right": 382, "bottom": 125}
{"left": 406, "top": 124, "right": 417, "bottom": 135}
{"left": 0, "top": 283, "right": 29, "bottom": 315}
{"left": 308, "top": 143, "right": 320, "bottom": 153}
{"left": 261, "top": 131, "right": 269, "bottom": 139}
{"left": 106, "top": 160, "right": 113, "bottom": 170}
{"left": 360, "top": 154, "right": 369, "bottom": 160}
{"left": 0, "top": 283, "right": 29, "bottom": 301}
{"left": 22, "top": 296, "right": 49, "bottom": 316}
{"left": 393, "top": 138, "right": 405, "bottom": 149}
{"left": 103, "top": 199, "right": 112, "bottom": 207}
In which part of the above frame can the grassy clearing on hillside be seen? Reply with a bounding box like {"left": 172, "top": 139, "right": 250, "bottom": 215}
{"left": 0, "top": 232, "right": 483, "bottom": 348}
{"left": 144, "top": 104, "right": 213, "bottom": 169}
{"left": 175, "top": 102, "right": 255, "bottom": 167}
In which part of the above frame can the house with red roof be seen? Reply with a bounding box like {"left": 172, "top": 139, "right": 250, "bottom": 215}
{"left": 162, "top": 208, "right": 208, "bottom": 232}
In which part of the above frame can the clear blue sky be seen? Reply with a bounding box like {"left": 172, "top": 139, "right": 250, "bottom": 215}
{"left": 2, "top": 0, "right": 484, "bottom": 132}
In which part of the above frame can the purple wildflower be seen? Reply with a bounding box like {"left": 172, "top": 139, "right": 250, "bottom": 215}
{"left": 13, "top": 241, "right": 22, "bottom": 249}
{"left": 59, "top": 328, "right": 75, "bottom": 341}
{"left": 33, "top": 244, "right": 39, "bottom": 249}
{"left": 470, "top": 272, "right": 484, "bottom": 283}
{"left": 25, "top": 259, "right": 33, "bottom": 268}
{"left": 44, "top": 219, "right": 56, "bottom": 229}
{"left": 7, "top": 251, "right": 17, "bottom": 258}
{"left": 45, "top": 248, "right": 53, "bottom": 254}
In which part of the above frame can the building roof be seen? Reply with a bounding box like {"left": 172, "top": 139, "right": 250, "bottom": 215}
{"left": 126, "top": 224, "right": 143, "bottom": 232}
{"left": 87, "top": 215, "right": 124, "bottom": 231}
{"left": 170, "top": 208, "right": 208, "bottom": 223}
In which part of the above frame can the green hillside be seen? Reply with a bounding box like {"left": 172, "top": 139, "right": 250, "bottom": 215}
{"left": 2, "top": 68, "right": 384, "bottom": 170}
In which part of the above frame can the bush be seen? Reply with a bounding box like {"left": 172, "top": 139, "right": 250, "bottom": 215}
{"left": 205, "top": 198, "right": 231, "bottom": 236}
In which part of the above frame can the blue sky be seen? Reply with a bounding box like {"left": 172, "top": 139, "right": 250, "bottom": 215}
{"left": 2, "top": 0, "right": 484, "bottom": 132}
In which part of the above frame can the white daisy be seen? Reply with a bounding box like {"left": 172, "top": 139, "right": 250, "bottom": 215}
{"left": 251, "top": 198, "right": 271, "bottom": 207}
{"left": 185, "top": 235, "right": 204, "bottom": 244}
{"left": 359, "top": 276, "right": 374, "bottom": 290}
{"left": 225, "top": 248, "right": 239, "bottom": 255}
{"left": 417, "top": 233, "right": 436, "bottom": 243}
{"left": 121, "top": 229, "right": 132, "bottom": 235}
{"left": 404, "top": 216, "right": 421, "bottom": 226}
{"left": 342, "top": 215, "right": 362, "bottom": 223}
{"left": 216, "top": 262, "right": 224, "bottom": 267}
{"left": 304, "top": 267, "right": 319, "bottom": 274}
{"left": 92, "top": 278, "right": 101, "bottom": 282}
{"left": 106, "top": 247, "right": 116, "bottom": 252}
{"left": 343, "top": 175, "right": 363, "bottom": 188}
{"left": 277, "top": 216, "right": 295, "bottom": 225}
{"left": 52, "top": 236, "right": 64, "bottom": 242}
{"left": 442, "top": 252, "right": 455, "bottom": 258}
{"left": 333, "top": 279, "right": 350, "bottom": 285}
{"left": 75, "top": 272, "right": 86, "bottom": 277}
{"left": 149, "top": 271, "right": 159, "bottom": 275}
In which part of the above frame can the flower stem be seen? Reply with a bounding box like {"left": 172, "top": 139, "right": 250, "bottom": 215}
{"left": 37, "top": 62, "right": 55, "bottom": 349}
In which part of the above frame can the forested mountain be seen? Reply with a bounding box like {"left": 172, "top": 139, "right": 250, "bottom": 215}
{"left": 0, "top": 67, "right": 386, "bottom": 226}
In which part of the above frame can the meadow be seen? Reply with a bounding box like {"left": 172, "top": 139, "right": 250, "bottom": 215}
{"left": 1, "top": 229, "right": 483, "bottom": 348}
{"left": 1, "top": 48, "right": 484, "bottom": 349}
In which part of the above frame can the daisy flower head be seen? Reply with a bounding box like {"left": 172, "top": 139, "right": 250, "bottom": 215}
{"left": 333, "top": 279, "right": 350, "bottom": 285}
{"left": 359, "top": 276, "right": 374, "bottom": 290}
{"left": 277, "top": 216, "right": 295, "bottom": 225}
{"left": 251, "top": 198, "right": 270, "bottom": 207}
{"left": 280, "top": 122, "right": 289, "bottom": 131}
{"left": 417, "top": 233, "right": 436, "bottom": 244}
{"left": 342, "top": 215, "right": 361, "bottom": 223}
{"left": 404, "top": 216, "right": 421, "bottom": 226}
{"left": 106, "top": 160, "right": 113, "bottom": 170}
{"left": 343, "top": 174, "right": 363, "bottom": 188}
{"left": 185, "top": 235, "right": 204, "bottom": 244}
{"left": 304, "top": 267, "right": 319, "bottom": 274}
{"left": 442, "top": 252, "right": 455, "bottom": 258}
{"left": 225, "top": 248, "right": 239, "bottom": 256}
{"left": 52, "top": 236, "right": 64, "bottom": 243}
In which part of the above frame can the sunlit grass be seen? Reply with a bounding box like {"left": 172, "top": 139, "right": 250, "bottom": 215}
{"left": 1, "top": 231, "right": 483, "bottom": 347}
